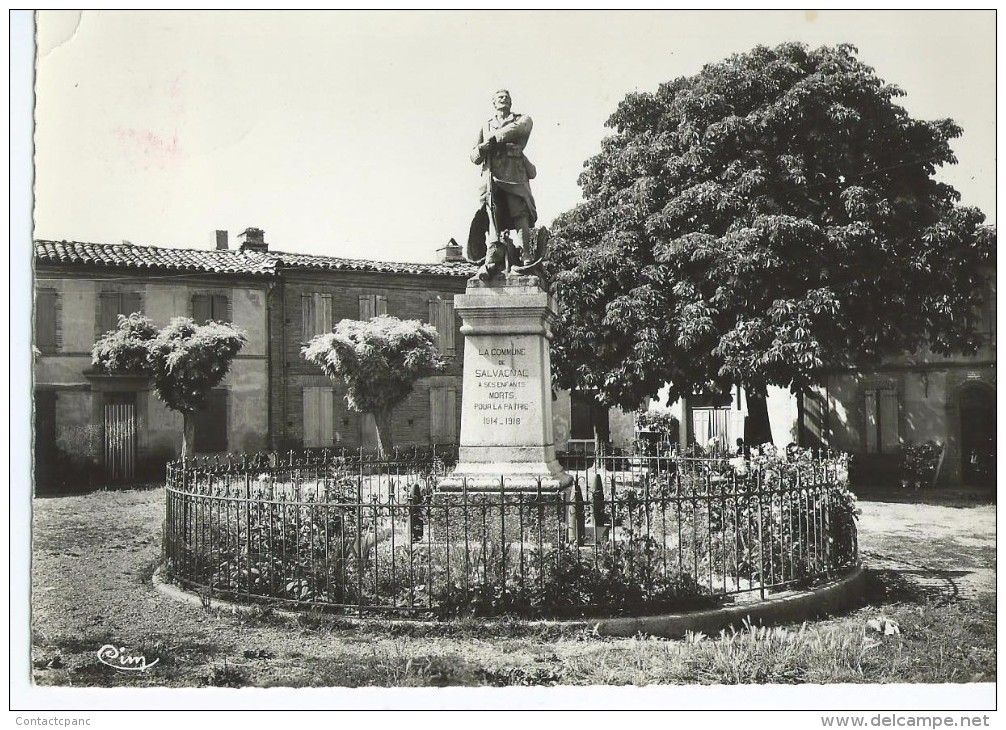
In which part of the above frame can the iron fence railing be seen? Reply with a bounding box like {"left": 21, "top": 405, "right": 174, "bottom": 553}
{"left": 163, "top": 449, "right": 858, "bottom": 619}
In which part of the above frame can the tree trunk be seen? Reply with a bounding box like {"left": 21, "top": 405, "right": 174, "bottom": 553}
{"left": 591, "top": 392, "right": 610, "bottom": 457}
{"left": 743, "top": 386, "right": 773, "bottom": 447}
{"left": 181, "top": 411, "right": 195, "bottom": 462}
{"left": 374, "top": 408, "right": 395, "bottom": 459}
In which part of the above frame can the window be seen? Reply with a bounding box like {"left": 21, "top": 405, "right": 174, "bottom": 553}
{"left": 428, "top": 297, "right": 456, "bottom": 356}
{"left": 193, "top": 390, "right": 228, "bottom": 453}
{"left": 687, "top": 391, "right": 739, "bottom": 452}
{"left": 358, "top": 294, "right": 388, "bottom": 320}
{"left": 798, "top": 389, "right": 829, "bottom": 448}
{"left": 864, "top": 388, "right": 900, "bottom": 454}
{"left": 430, "top": 385, "right": 458, "bottom": 443}
{"left": 980, "top": 278, "right": 996, "bottom": 337}
{"left": 98, "top": 292, "right": 142, "bottom": 333}
{"left": 192, "top": 293, "right": 229, "bottom": 324}
{"left": 303, "top": 386, "right": 334, "bottom": 447}
{"left": 35, "top": 289, "right": 59, "bottom": 353}
{"left": 302, "top": 293, "right": 333, "bottom": 339}
{"left": 570, "top": 390, "right": 610, "bottom": 443}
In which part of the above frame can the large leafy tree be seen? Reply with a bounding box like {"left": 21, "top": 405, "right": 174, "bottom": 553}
{"left": 92, "top": 314, "right": 248, "bottom": 458}
{"left": 548, "top": 42, "right": 995, "bottom": 441}
{"left": 302, "top": 315, "right": 446, "bottom": 457}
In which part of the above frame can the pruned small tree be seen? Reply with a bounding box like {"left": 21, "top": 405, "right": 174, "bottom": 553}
{"left": 302, "top": 315, "right": 446, "bottom": 457}
{"left": 92, "top": 314, "right": 248, "bottom": 459}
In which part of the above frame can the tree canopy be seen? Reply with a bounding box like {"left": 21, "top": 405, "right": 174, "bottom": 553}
{"left": 92, "top": 313, "right": 248, "bottom": 456}
{"left": 547, "top": 42, "right": 995, "bottom": 413}
{"left": 302, "top": 315, "right": 446, "bottom": 455}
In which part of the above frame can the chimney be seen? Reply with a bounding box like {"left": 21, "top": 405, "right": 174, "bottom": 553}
{"left": 215, "top": 230, "right": 228, "bottom": 250}
{"left": 437, "top": 237, "right": 464, "bottom": 263}
{"left": 238, "top": 227, "right": 268, "bottom": 253}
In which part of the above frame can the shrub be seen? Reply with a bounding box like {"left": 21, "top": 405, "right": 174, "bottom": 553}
{"left": 635, "top": 409, "right": 680, "bottom": 455}
{"left": 901, "top": 441, "right": 943, "bottom": 488}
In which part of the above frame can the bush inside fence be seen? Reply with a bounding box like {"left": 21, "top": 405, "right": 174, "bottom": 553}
{"left": 163, "top": 450, "right": 859, "bottom": 619}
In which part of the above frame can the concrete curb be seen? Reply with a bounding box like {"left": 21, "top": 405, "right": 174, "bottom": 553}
{"left": 592, "top": 567, "right": 866, "bottom": 638}
{"left": 152, "top": 565, "right": 865, "bottom": 637}
{"left": 152, "top": 569, "right": 304, "bottom": 620}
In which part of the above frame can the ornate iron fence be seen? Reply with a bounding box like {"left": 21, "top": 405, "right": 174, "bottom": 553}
{"left": 163, "top": 448, "right": 858, "bottom": 619}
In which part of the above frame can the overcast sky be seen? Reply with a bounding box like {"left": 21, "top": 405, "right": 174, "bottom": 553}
{"left": 33, "top": 10, "right": 995, "bottom": 263}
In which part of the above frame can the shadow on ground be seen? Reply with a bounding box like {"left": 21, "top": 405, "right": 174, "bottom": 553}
{"left": 855, "top": 488, "right": 995, "bottom": 508}
{"left": 861, "top": 564, "right": 973, "bottom": 607}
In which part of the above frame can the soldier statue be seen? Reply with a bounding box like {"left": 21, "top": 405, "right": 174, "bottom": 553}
{"left": 467, "top": 89, "right": 549, "bottom": 281}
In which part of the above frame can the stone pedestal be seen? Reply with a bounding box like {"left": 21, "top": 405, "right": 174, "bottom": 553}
{"left": 437, "top": 274, "right": 572, "bottom": 494}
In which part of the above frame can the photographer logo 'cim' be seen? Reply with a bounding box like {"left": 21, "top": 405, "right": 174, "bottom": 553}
{"left": 97, "top": 644, "right": 159, "bottom": 672}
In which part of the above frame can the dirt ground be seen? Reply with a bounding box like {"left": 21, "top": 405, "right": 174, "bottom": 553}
{"left": 856, "top": 497, "right": 996, "bottom": 601}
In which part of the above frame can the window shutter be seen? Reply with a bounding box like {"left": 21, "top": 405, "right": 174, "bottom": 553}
{"left": 122, "top": 292, "right": 142, "bottom": 317}
{"left": 192, "top": 294, "right": 212, "bottom": 324}
{"left": 429, "top": 299, "right": 442, "bottom": 351}
{"left": 303, "top": 387, "right": 335, "bottom": 447}
{"left": 445, "top": 386, "right": 457, "bottom": 442}
{"left": 359, "top": 295, "right": 374, "bottom": 320}
{"left": 303, "top": 387, "right": 319, "bottom": 446}
{"left": 36, "top": 290, "right": 58, "bottom": 351}
{"left": 864, "top": 391, "right": 878, "bottom": 454}
{"left": 430, "top": 386, "right": 457, "bottom": 442}
{"left": 302, "top": 294, "right": 315, "bottom": 340}
{"left": 692, "top": 409, "right": 710, "bottom": 447}
{"left": 441, "top": 300, "right": 455, "bottom": 354}
{"left": 99, "top": 292, "right": 121, "bottom": 333}
{"left": 982, "top": 280, "right": 995, "bottom": 334}
{"left": 320, "top": 294, "right": 332, "bottom": 334}
{"left": 879, "top": 390, "right": 899, "bottom": 453}
{"left": 728, "top": 410, "right": 745, "bottom": 447}
{"left": 320, "top": 388, "right": 334, "bottom": 446}
{"left": 211, "top": 294, "right": 228, "bottom": 322}
{"left": 376, "top": 295, "right": 388, "bottom": 317}
{"left": 430, "top": 387, "right": 444, "bottom": 441}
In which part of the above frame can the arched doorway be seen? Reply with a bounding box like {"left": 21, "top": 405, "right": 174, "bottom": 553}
{"left": 959, "top": 383, "right": 995, "bottom": 487}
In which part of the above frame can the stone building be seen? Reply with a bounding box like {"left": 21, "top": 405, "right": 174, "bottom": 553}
{"left": 33, "top": 233, "right": 273, "bottom": 488}
{"left": 669, "top": 266, "right": 996, "bottom": 487}
{"left": 263, "top": 236, "right": 471, "bottom": 452}
{"left": 33, "top": 230, "right": 631, "bottom": 489}
{"left": 807, "top": 266, "right": 996, "bottom": 487}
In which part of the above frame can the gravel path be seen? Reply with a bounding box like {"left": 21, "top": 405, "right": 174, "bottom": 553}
{"left": 856, "top": 497, "right": 996, "bottom": 602}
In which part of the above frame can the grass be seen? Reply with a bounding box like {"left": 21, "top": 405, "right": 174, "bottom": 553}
{"left": 29, "top": 486, "right": 995, "bottom": 687}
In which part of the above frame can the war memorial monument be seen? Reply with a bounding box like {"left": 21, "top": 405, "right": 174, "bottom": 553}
{"left": 437, "top": 89, "right": 573, "bottom": 499}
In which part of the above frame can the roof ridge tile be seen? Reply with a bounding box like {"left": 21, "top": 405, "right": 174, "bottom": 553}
{"left": 34, "top": 238, "right": 474, "bottom": 278}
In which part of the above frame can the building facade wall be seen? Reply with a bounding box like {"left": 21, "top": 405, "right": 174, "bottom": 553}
{"left": 33, "top": 267, "right": 271, "bottom": 485}
{"left": 823, "top": 361, "right": 995, "bottom": 486}
{"left": 271, "top": 270, "right": 468, "bottom": 451}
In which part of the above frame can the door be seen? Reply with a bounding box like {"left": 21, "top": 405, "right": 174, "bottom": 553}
{"left": 193, "top": 390, "right": 229, "bottom": 453}
{"left": 103, "top": 393, "right": 137, "bottom": 482}
{"left": 570, "top": 390, "right": 610, "bottom": 450}
{"left": 692, "top": 407, "right": 731, "bottom": 453}
{"left": 960, "top": 383, "right": 995, "bottom": 486}
{"left": 34, "top": 390, "right": 57, "bottom": 490}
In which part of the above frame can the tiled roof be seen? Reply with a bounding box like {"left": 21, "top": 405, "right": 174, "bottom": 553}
{"left": 34, "top": 240, "right": 278, "bottom": 276}
{"left": 271, "top": 250, "right": 474, "bottom": 277}
{"left": 34, "top": 240, "right": 475, "bottom": 278}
